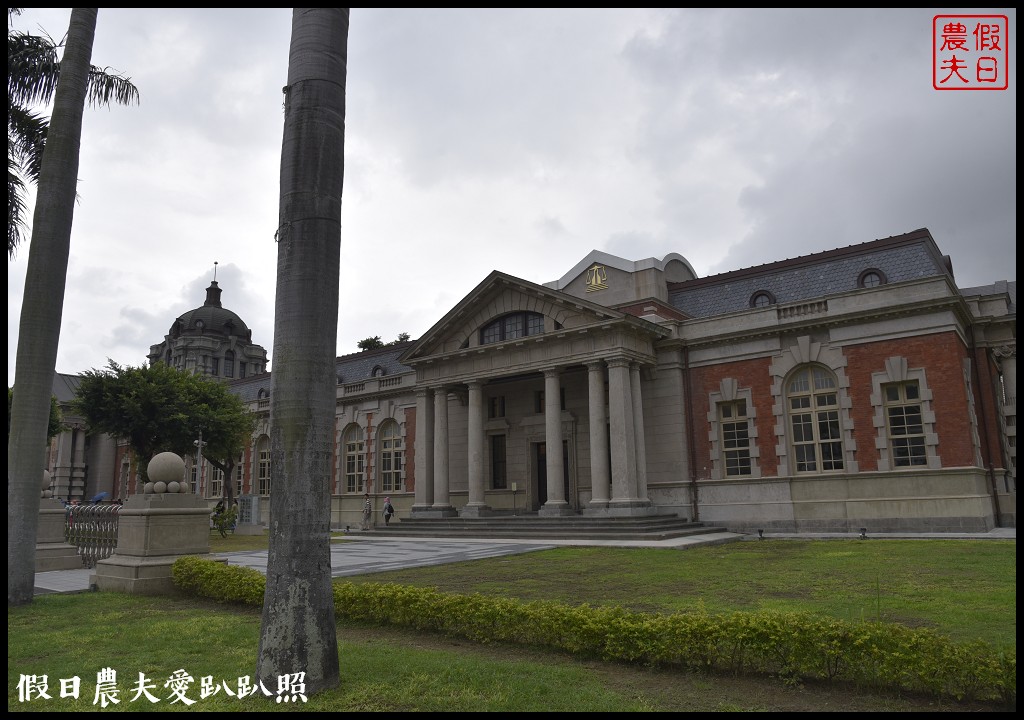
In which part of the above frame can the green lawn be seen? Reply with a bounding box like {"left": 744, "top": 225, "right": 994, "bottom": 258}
{"left": 13, "top": 537, "right": 1005, "bottom": 711}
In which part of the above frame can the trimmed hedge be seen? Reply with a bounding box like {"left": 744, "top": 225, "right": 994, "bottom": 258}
{"left": 172, "top": 556, "right": 1016, "bottom": 705}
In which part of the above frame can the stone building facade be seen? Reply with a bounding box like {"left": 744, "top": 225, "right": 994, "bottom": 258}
{"left": 227, "top": 228, "right": 1015, "bottom": 533}
{"left": 50, "top": 228, "right": 1016, "bottom": 533}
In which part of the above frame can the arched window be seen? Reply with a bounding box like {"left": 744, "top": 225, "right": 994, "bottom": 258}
{"left": 344, "top": 425, "right": 365, "bottom": 493}
{"left": 750, "top": 291, "right": 776, "bottom": 308}
{"left": 786, "top": 365, "right": 844, "bottom": 472}
{"left": 256, "top": 436, "right": 271, "bottom": 495}
{"left": 480, "top": 311, "right": 545, "bottom": 345}
{"left": 378, "top": 420, "right": 403, "bottom": 492}
{"left": 858, "top": 268, "right": 887, "bottom": 288}
{"left": 371, "top": 365, "right": 386, "bottom": 378}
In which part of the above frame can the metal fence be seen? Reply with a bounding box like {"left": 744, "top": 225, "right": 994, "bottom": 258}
{"left": 64, "top": 503, "right": 121, "bottom": 568}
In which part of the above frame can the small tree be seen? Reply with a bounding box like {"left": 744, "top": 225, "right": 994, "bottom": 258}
{"left": 357, "top": 335, "right": 383, "bottom": 350}
{"left": 358, "top": 332, "right": 409, "bottom": 351}
{"left": 72, "top": 360, "right": 254, "bottom": 488}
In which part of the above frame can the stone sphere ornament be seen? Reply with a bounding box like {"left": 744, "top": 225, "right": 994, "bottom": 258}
{"left": 42, "top": 468, "right": 52, "bottom": 491}
{"left": 147, "top": 452, "right": 186, "bottom": 493}
{"left": 167, "top": 481, "right": 180, "bottom": 493}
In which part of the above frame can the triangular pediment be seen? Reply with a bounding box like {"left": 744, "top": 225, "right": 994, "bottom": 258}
{"left": 400, "top": 270, "right": 666, "bottom": 365}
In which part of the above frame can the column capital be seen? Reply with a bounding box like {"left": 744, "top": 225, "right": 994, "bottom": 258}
{"left": 543, "top": 366, "right": 563, "bottom": 379}
{"left": 606, "top": 356, "right": 632, "bottom": 370}
{"left": 584, "top": 360, "right": 606, "bottom": 372}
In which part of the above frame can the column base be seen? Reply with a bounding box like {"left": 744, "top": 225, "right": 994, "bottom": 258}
{"left": 411, "top": 505, "right": 459, "bottom": 519}
{"left": 606, "top": 499, "right": 656, "bottom": 517}
{"left": 538, "top": 502, "right": 575, "bottom": 517}
{"left": 233, "top": 523, "right": 265, "bottom": 536}
{"left": 458, "top": 503, "right": 493, "bottom": 518}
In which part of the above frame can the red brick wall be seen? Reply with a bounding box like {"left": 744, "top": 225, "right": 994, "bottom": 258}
{"left": 687, "top": 330, "right": 984, "bottom": 478}
{"left": 688, "top": 356, "right": 777, "bottom": 477}
{"left": 845, "top": 332, "right": 975, "bottom": 469}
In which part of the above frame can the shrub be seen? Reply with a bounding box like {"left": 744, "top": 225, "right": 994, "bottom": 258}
{"left": 171, "top": 557, "right": 1015, "bottom": 705}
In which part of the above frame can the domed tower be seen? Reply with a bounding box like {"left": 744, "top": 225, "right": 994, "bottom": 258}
{"left": 148, "top": 279, "right": 268, "bottom": 380}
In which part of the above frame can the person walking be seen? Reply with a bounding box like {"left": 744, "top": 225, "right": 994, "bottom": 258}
{"left": 361, "top": 493, "right": 372, "bottom": 531}
{"left": 383, "top": 496, "right": 395, "bottom": 526}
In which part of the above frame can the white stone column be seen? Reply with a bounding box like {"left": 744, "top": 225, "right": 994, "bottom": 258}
{"left": 631, "top": 363, "right": 650, "bottom": 503}
{"left": 541, "top": 367, "right": 569, "bottom": 512}
{"left": 412, "top": 387, "right": 434, "bottom": 512}
{"left": 587, "top": 361, "right": 610, "bottom": 510}
{"left": 53, "top": 427, "right": 74, "bottom": 500}
{"left": 463, "top": 380, "right": 489, "bottom": 516}
{"left": 70, "top": 425, "right": 87, "bottom": 499}
{"left": 432, "top": 386, "right": 455, "bottom": 514}
{"left": 607, "top": 357, "right": 638, "bottom": 511}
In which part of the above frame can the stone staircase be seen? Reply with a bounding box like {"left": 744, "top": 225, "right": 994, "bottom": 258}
{"left": 368, "top": 512, "right": 735, "bottom": 543}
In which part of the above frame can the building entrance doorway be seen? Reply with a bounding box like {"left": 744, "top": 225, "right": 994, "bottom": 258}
{"left": 531, "top": 441, "right": 571, "bottom": 510}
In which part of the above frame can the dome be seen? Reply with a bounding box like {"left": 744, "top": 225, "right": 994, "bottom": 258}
{"left": 168, "top": 281, "right": 252, "bottom": 341}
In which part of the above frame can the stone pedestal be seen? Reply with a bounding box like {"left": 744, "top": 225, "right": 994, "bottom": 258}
{"left": 234, "top": 494, "right": 265, "bottom": 535}
{"left": 92, "top": 490, "right": 211, "bottom": 595}
{"left": 35, "top": 501, "right": 81, "bottom": 571}
{"left": 92, "top": 452, "right": 211, "bottom": 594}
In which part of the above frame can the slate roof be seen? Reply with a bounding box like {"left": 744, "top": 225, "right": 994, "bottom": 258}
{"left": 960, "top": 280, "right": 1017, "bottom": 314}
{"left": 667, "top": 230, "right": 950, "bottom": 319}
{"left": 227, "top": 342, "right": 416, "bottom": 403}
{"left": 335, "top": 341, "right": 415, "bottom": 384}
{"left": 52, "top": 373, "right": 83, "bottom": 404}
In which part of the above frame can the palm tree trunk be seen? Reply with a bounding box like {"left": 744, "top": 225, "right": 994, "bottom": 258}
{"left": 8, "top": 8, "right": 97, "bottom": 606}
{"left": 256, "top": 8, "right": 348, "bottom": 696}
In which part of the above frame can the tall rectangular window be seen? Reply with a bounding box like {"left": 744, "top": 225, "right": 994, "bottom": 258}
{"left": 379, "top": 421, "right": 403, "bottom": 492}
{"left": 258, "top": 444, "right": 271, "bottom": 495}
{"left": 719, "top": 400, "right": 752, "bottom": 476}
{"left": 210, "top": 467, "right": 224, "bottom": 498}
{"left": 491, "top": 434, "right": 507, "bottom": 489}
{"left": 345, "top": 427, "right": 366, "bottom": 493}
{"left": 488, "top": 395, "right": 505, "bottom": 419}
{"left": 885, "top": 381, "right": 926, "bottom": 467}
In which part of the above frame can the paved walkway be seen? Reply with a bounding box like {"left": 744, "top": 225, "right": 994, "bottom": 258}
{"left": 32, "top": 527, "right": 1014, "bottom": 596}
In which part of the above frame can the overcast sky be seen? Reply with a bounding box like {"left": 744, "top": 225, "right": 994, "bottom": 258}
{"left": 7, "top": 8, "right": 1017, "bottom": 387}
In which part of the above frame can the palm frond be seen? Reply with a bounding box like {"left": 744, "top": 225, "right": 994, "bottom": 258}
{"left": 8, "top": 156, "right": 29, "bottom": 258}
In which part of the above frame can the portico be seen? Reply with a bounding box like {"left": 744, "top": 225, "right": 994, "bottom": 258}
{"left": 403, "top": 270, "right": 667, "bottom": 519}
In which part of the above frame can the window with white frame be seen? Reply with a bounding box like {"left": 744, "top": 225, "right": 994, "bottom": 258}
{"left": 719, "top": 399, "right": 752, "bottom": 476}
{"left": 884, "top": 381, "right": 927, "bottom": 466}
{"left": 210, "top": 466, "right": 224, "bottom": 498}
{"left": 344, "top": 425, "right": 365, "bottom": 493}
{"left": 787, "top": 366, "right": 844, "bottom": 472}
{"left": 234, "top": 463, "right": 244, "bottom": 497}
{"left": 378, "top": 420, "right": 403, "bottom": 493}
{"left": 257, "top": 436, "right": 271, "bottom": 495}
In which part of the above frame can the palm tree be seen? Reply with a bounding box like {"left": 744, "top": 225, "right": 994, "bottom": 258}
{"left": 7, "top": 7, "right": 139, "bottom": 259}
{"left": 256, "top": 8, "right": 349, "bottom": 697}
{"left": 8, "top": 8, "right": 98, "bottom": 605}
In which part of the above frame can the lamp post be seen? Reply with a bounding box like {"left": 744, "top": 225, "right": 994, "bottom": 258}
{"left": 193, "top": 430, "right": 206, "bottom": 497}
